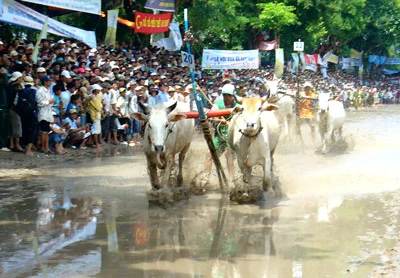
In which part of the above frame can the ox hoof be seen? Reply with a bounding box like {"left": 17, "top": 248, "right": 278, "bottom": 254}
{"left": 173, "top": 187, "right": 190, "bottom": 201}
{"left": 190, "top": 172, "right": 210, "bottom": 195}
{"left": 147, "top": 188, "right": 175, "bottom": 207}
{"left": 230, "top": 185, "right": 263, "bottom": 204}
{"left": 264, "top": 189, "right": 275, "bottom": 199}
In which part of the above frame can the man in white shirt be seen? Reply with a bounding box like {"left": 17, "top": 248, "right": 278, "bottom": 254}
{"left": 108, "top": 82, "right": 119, "bottom": 144}
{"left": 101, "top": 83, "right": 111, "bottom": 144}
{"left": 36, "top": 75, "right": 55, "bottom": 154}
{"left": 60, "top": 81, "right": 76, "bottom": 113}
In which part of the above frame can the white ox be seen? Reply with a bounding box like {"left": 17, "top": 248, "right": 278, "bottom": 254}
{"left": 133, "top": 101, "right": 194, "bottom": 190}
{"left": 265, "top": 79, "right": 294, "bottom": 137}
{"left": 317, "top": 93, "right": 346, "bottom": 153}
{"left": 228, "top": 96, "right": 281, "bottom": 194}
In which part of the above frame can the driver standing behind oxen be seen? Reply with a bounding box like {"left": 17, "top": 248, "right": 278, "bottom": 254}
{"left": 299, "top": 81, "right": 318, "bottom": 138}
{"left": 203, "top": 83, "right": 237, "bottom": 180}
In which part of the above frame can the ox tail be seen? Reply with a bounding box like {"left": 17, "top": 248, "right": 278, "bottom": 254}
{"left": 156, "top": 152, "right": 165, "bottom": 169}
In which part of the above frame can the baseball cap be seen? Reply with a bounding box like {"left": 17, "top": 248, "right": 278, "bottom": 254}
{"left": 41, "top": 75, "right": 53, "bottom": 82}
{"left": 69, "top": 108, "right": 78, "bottom": 114}
{"left": 91, "top": 84, "right": 102, "bottom": 92}
{"left": 222, "top": 84, "right": 235, "bottom": 95}
{"left": 102, "top": 82, "right": 111, "bottom": 89}
{"left": 61, "top": 70, "right": 71, "bottom": 79}
{"left": 37, "top": 67, "right": 46, "bottom": 73}
{"left": 10, "top": 50, "right": 18, "bottom": 57}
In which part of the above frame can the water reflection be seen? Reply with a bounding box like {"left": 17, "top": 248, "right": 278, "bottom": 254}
{"left": 0, "top": 185, "right": 398, "bottom": 278}
{"left": 0, "top": 185, "right": 101, "bottom": 277}
{"left": 95, "top": 196, "right": 284, "bottom": 278}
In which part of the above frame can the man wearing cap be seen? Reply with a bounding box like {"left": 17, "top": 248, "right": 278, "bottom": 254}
{"left": 116, "top": 88, "right": 131, "bottom": 144}
{"left": 204, "top": 84, "right": 237, "bottom": 179}
{"left": 60, "top": 81, "right": 76, "bottom": 113}
{"left": 49, "top": 111, "right": 68, "bottom": 155}
{"left": 155, "top": 82, "right": 168, "bottom": 104}
{"left": 57, "top": 70, "right": 72, "bottom": 91}
{"left": 6, "top": 71, "right": 24, "bottom": 152}
{"left": 63, "top": 108, "right": 88, "bottom": 149}
{"left": 167, "top": 86, "right": 181, "bottom": 102}
{"left": 127, "top": 85, "right": 144, "bottom": 145}
{"left": 18, "top": 76, "right": 38, "bottom": 156}
{"left": 87, "top": 84, "right": 103, "bottom": 148}
{"left": 10, "top": 50, "right": 19, "bottom": 64}
{"left": 180, "top": 86, "right": 191, "bottom": 106}
{"left": 37, "top": 67, "right": 47, "bottom": 80}
{"left": 36, "top": 75, "right": 55, "bottom": 154}
{"left": 299, "top": 81, "right": 317, "bottom": 136}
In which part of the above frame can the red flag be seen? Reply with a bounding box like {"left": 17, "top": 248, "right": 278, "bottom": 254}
{"left": 304, "top": 54, "right": 319, "bottom": 71}
{"left": 258, "top": 40, "right": 277, "bottom": 51}
{"left": 134, "top": 12, "right": 172, "bottom": 34}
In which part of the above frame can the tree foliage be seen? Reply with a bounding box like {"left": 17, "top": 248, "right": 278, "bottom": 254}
{"left": 4, "top": 0, "right": 398, "bottom": 58}
{"left": 252, "top": 2, "right": 297, "bottom": 42}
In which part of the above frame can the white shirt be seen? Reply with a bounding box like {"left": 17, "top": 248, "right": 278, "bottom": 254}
{"left": 60, "top": 90, "right": 71, "bottom": 111}
{"left": 110, "top": 89, "right": 118, "bottom": 105}
{"left": 36, "top": 86, "right": 54, "bottom": 123}
{"left": 102, "top": 91, "right": 111, "bottom": 112}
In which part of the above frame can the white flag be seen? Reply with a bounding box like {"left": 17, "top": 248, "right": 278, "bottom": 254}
{"left": 32, "top": 17, "right": 48, "bottom": 64}
{"left": 169, "top": 22, "right": 182, "bottom": 51}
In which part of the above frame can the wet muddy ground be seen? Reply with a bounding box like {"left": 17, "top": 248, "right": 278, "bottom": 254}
{"left": 0, "top": 104, "right": 399, "bottom": 277}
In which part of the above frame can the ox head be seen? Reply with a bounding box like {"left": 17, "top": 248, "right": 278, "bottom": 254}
{"left": 133, "top": 101, "right": 187, "bottom": 153}
{"left": 233, "top": 96, "right": 279, "bottom": 136}
{"left": 318, "top": 92, "right": 331, "bottom": 113}
{"left": 265, "top": 79, "right": 280, "bottom": 96}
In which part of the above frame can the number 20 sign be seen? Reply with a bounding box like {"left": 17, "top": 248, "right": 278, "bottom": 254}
{"left": 181, "top": 51, "right": 195, "bottom": 68}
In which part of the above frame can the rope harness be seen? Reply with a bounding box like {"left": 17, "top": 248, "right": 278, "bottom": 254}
{"left": 239, "top": 126, "right": 264, "bottom": 138}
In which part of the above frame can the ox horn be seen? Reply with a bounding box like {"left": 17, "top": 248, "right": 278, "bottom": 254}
{"left": 138, "top": 102, "right": 151, "bottom": 115}
{"left": 261, "top": 95, "right": 268, "bottom": 103}
{"left": 166, "top": 101, "right": 178, "bottom": 114}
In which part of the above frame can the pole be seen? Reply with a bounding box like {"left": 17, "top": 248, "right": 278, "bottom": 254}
{"left": 184, "top": 9, "right": 229, "bottom": 193}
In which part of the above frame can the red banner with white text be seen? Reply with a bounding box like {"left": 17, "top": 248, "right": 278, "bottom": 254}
{"left": 134, "top": 12, "right": 171, "bottom": 34}
{"left": 304, "top": 54, "right": 319, "bottom": 72}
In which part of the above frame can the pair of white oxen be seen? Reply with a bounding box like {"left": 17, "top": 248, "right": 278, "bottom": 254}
{"left": 133, "top": 83, "right": 345, "bottom": 199}
{"left": 266, "top": 80, "right": 346, "bottom": 153}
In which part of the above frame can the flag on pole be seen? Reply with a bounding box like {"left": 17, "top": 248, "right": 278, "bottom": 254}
{"left": 169, "top": 22, "right": 182, "bottom": 50}
{"left": 291, "top": 53, "right": 299, "bottom": 73}
{"left": 275, "top": 48, "right": 284, "bottom": 78}
{"left": 31, "top": 17, "right": 48, "bottom": 64}
{"left": 105, "top": 9, "right": 118, "bottom": 46}
{"left": 350, "top": 49, "right": 362, "bottom": 59}
{"left": 303, "top": 54, "right": 319, "bottom": 72}
{"left": 327, "top": 54, "right": 339, "bottom": 64}
{"left": 258, "top": 40, "right": 277, "bottom": 51}
{"left": 358, "top": 64, "right": 363, "bottom": 79}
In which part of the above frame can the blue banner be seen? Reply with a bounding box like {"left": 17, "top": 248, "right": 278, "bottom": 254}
{"left": 144, "top": 0, "right": 175, "bottom": 12}
{"left": 368, "top": 55, "right": 400, "bottom": 65}
{"left": 202, "top": 49, "right": 259, "bottom": 69}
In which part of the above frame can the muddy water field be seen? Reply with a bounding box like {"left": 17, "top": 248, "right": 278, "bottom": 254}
{"left": 0, "top": 105, "right": 399, "bottom": 277}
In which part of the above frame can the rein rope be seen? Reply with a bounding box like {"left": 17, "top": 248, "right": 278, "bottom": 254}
{"left": 239, "top": 126, "right": 264, "bottom": 138}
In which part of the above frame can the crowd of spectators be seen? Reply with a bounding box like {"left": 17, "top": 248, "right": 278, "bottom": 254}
{"left": 0, "top": 37, "right": 399, "bottom": 156}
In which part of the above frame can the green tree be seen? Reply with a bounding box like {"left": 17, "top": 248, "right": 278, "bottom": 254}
{"left": 252, "top": 2, "right": 298, "bottom": 48}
